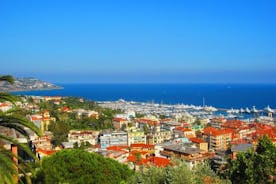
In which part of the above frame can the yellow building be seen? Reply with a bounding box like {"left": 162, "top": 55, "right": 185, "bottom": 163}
{"left": 41, "top": 110, "right": 55, "bottom": 133}
{"left": 152, "top": 130, "right": 172, "bottom": 144}
{"left": 127, "top": 128, "right": 146, "bottom": 146}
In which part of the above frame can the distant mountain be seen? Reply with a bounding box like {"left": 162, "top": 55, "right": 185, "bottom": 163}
{"left": 0, "top": 77, "right": 63, "bottom": 92}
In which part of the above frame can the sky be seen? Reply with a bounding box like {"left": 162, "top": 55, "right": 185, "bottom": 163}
{"left": 0, "top": 0, "right": 275, "bottom": 83}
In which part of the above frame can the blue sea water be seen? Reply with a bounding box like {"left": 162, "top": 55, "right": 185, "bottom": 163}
{"left": 12, "top": 83, "right": 276, "bottom": 109}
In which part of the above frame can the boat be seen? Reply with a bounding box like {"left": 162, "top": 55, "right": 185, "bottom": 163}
{"left": 264, "top": 105, "right": 274, "bottom": 113}
{"left": 204, "top": 106, "right": 218, "bottom": 112}
{"left": 239, "top": 108, "right": 245, "bottom": 113}
{"left": 227, "top": 108, "right": 239, "bottom": 114}
{"left": 245, "top": 107, "right": 251, "bottom": 114}
{"left": 251, "top": 106, "right": 259, "bottom": 113}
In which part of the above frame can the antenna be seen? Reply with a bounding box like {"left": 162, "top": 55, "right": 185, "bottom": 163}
{"left": 203, "top": 97, "right": 205, "bottom": 107}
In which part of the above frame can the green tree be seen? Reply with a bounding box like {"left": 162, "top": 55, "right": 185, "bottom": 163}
{"left": 37, "top": 149, "right": 133, "bottom": 184}
{"left": 128, "top": 160, "right": 230, "bottom": 184}
{"left": 228, "top": 136, "right": 276, "bottom": 184}
{"left": 193, "top": 117, "right": 201, "bottom": 126}
{"left": 48, "top": 121, "right": 69, "bottom": 146}
{"left": 0, "top": 75, "right": 41, "bottom": 184}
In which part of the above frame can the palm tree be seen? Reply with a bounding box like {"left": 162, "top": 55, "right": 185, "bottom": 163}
{"left": 0, "top": 75, "right": 41, "bottom": 184}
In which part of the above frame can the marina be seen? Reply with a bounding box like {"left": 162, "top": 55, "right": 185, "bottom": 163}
{"left": 98, "top": 99, "right": 276, "bottom": 124}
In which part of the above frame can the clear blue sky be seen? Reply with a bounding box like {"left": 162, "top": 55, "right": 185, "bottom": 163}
{"left": 0, "top": 0, "right": 275, "bottom": 83}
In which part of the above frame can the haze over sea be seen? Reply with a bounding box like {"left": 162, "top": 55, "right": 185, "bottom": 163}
{"left": 13, "top": 83, "right": 276, "bottom": 109}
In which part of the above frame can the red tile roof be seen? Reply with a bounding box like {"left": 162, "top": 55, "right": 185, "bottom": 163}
{"left": 107, "top": 145, "right": 129, "bottom": 151}
{"left": 203, "top": 127, "right": 234, "bottom": 136}
{"left": 61, "top": 107, "right": 71, "bottom": 112}
{"left": 127, "top": 155, "right": 170, "bottom": 167}
{"left": 147, "top": 156, "right": 171, "bottom": 167}
{"left": 0, "top": 102, "right": 9, "bottom": 107}
{"left": 136, "top": 118, "right": 160, "bottom": 126}
{"left": 113, "top": 117, "right": 127, "bottom": 122}
{"left": 189, "top": 137, "right": 206, "bottom": 144}
{"left": 174, "top": 126, "right": 192, "bottom": 132}
{"left": 222, "top": 120, "right": 248, "bottom": 131}
{"left": 36, "top": 148, "right": 56, "bottom": 156}
{"left": 130, "top": 143, "right": 155, "bottom": 149}
{"left": 31, "top": 116, "right": 42, "bottom": 121}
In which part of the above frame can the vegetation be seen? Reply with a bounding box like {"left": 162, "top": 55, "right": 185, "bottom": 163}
{"left": 33, "top": 149, "right": 133, "bottom": 184}
{"left": 128, "top": 160, "right": 230, "bottom": 184}
{"left": 38, "top": 97, "right": 119, "bottom": 146}
{"left": 227, "top": 136, "right": 276, "bottom": 184}
{"left": 0, "top": 75, "right": 41, "bottom": 184}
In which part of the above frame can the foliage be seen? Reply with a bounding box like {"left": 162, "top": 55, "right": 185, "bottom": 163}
{"left": 128, "top": 160, "right": 230, "bottom": 184}
{"left": 159, "top": 114, "right": 167, "bottom": 120}
{"left": 63, "top": 97, "right": 98, "bottom": 110}
{"left": 227, "top": 136, "right": 276, "bottom": 184}
{"left": 36, "top": 149, "right": 133, "bottom": 184}
{"left": 48, "top": 121, "right": 70, "bottom": 146}
{"left": 0, "top": 75, "right": 41, "bottom": 184}
{"left": 193, "top": 117, "right": 201, "bottom": 126}
{"left": 0, "top": 75, "right": 15, "bottom": 84}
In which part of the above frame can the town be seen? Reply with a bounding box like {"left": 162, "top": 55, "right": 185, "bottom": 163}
{"left": 1, "top": 95, "right": 275, "bottom": 176}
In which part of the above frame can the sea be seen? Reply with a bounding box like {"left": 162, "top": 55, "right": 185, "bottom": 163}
{"left": 12, "top": 83, "right": 276, "bottom": 110}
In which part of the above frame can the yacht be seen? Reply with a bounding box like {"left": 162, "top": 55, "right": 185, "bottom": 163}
{"left": 252, "top": 106, "right": 259, "bottom": 114}
{"left": 227, "top": 108, "right": 239, "bottom": 114}
{"left": 245, "top": 107, "right": 251, "bottom": 114}
{"left": 239, "top": 108, "right": 245, "bottom": 113}
{"left": 204, "top": 106, "right": 218, "bottom": 112}
{"left": 264, "top": 105, "right": 274, "bottom": 113}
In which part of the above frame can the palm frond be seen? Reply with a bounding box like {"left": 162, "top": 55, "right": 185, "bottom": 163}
{"left": 0, "top": 134, "right": 37, "bottom": 160}
{"left": 0, "top": 93, "right": 19, "bottom": 104}
{"left": 0, "top": 114, "right": 41, "bottom": 137}
{"left": 0, "top": 146, "right": 17, "bottom": 184}
{"left": 0, "top": 75, "right": 15, "bottom": 84}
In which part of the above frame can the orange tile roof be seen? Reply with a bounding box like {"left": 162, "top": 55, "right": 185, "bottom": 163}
{"left": 203, "top": 127, "right": 234, "bottom": 136}
{"left": 147, "top": 156, "right": 171, "bottom": 167}
{"left": 31, "top": 116, "right": 42, "bottom": 121}
{"left": 174, "top": 126, "right": 192, "bottom": 132}
{"left": 107, "top": 145, "right": 129, "bottom": 151}
{"left": 0, "top": 102, "right": 9, "bottom": 107}
{"left": 130, "top": 150, "right": 148, "bottom": 155}
{"left": 36, "top": 148, "right": 56, "bottom": 156}
{"left": 136, "top": 118, "right": 160, "bottom": 126}
{"left": 130, "top": 143, "right": 155, "bottom": 149}
{"left": 113, "top": 117, "right": 127, "bottom": 122}
{"left": 189, "top": 137, "right": 206, "bottom": 144}
{"left": 61, "top": 107, "right": 71, "bottom": 112}
{"left": 127, "top": 155, "right": 170, "bottom": 167}
{"left": 222, "top": 120, "right": 248, "bottom": 131}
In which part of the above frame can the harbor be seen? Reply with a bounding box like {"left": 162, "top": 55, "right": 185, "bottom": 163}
{"left": 98, "top": 99, "right": 276, "bottom": 124}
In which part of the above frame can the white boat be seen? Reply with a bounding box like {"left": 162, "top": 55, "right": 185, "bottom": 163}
{"left": 227, "top": 108, "right": 239, "bottom": 114}
{"left": 264, "top": 105, "right": 274, "bottom": 113}
{"left": 239, "top": 108, "right": 245, "bottom": 113}
{"left": 245, "top": 107, "right": 251, "bottom": 114}
{"left": 204, "top": 106, "right": 218, "bottom": 112}
{"left": 252, "top": 106, "right": 259, "bottom": 113}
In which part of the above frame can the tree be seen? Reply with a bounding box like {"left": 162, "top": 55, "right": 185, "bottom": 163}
{"left": 36, "top": 149, "right": 133, "bottom": 184}
{"left": 194, "top": 117, "right": 201, "bottom": 126}
{"left": 227, "top": 136, "right": 276, "bottom": 184}
{"left": 48, "top": 121, "right": 69, "bottom": 146}
{"left": 128, "top": 160, "right": 230, "bottom": 184}
{"left": 0, "top": 75, "right": 41, "bottom": 184}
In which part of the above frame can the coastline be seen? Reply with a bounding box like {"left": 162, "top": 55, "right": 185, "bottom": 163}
{"left": 9, "top": 83, "right": 276, "bottom": 109}
{"left": 4, "top": 86, "right": 64, "bottom": 93}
